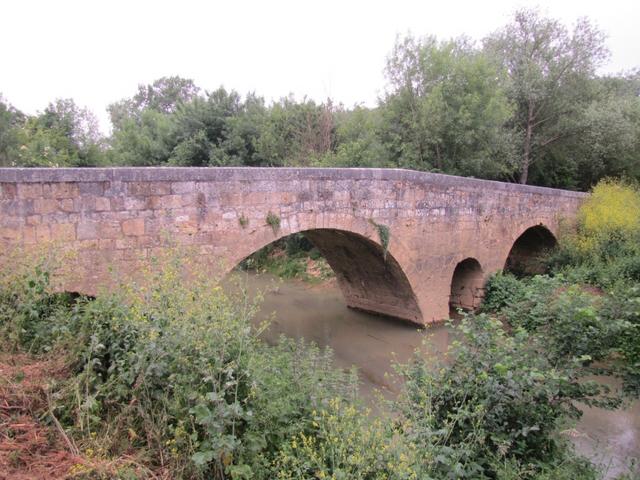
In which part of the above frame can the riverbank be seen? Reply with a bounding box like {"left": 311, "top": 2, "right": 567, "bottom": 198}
{"left": 225, "top": 271, "right": 640, "bottom": 479}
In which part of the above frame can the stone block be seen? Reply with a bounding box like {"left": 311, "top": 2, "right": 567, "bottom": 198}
{"left": 25, "top": 215, "right": 41, "bottom": 226}
{"left": 127, "top": 181, "right": 171, "bottom": 196}
{"left": 78, "top": 182, "right": 106, "bottom": 195}
{"left": 146, "top": 194, "right": 183, "bottom": 210}
{"left": 43, "top": 182, "right": 79, "bottom": 199}
{"left": 35, "top": 225, "right": 50, "bottom": 242}
{"left": 51, "top": 223, "right": 76, "bottom": 241}
{"left": 77, "top": 221, "right": 99, "bottom": 240}
{"left": 124, "top": 197, "right": 146, "bottom": 211}
{"left": 122, "top": 218, "right": 145, "bottom": 237}
{"left": 33, "top": 198, "right": 58, "bottom": 214}
{"left": 0, "top": 183, "right": 17, "bottom": 199}
{"left": 59, "top": 198, "right": 75, "bottom": 212}
{"left": 98, "top": 222, "right": 123, "bottom": 239}
{"left": 22, "top": 226, "right": 36, "bottom": 244}
{"left": 17, "top": 183, "right": 43, "bottom": 199}
{"left": 171, "top": 181, "right": 195, "bottom": 194}
{"left": 0, "top": 227, "right": 21, "bottom": 241}
{"left": 109, "top": 197, "right": 125, "bottom": 211}
{"left": 95, "top": 197, "right": 111, "bottom": 211}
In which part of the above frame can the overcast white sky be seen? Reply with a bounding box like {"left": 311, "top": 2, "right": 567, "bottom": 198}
{"left": 2, "top": 0, "right": 638, "bottom": 133}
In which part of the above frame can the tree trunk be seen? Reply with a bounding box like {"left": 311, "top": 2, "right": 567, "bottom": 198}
{"left": 520, "top": 102, "right": 535, "bottom": 184}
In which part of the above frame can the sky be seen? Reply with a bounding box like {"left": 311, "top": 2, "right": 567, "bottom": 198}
{"left": 2, "top": 0, "right": 638, "bottom": 133}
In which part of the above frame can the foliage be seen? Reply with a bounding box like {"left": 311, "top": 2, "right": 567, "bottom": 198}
{"left": 0, "top": 94, "right": 26, "bottom": 166}
{"left": 109, "top": 108, "right": 175, "bottom": 166}
{"left": 108, "top": 75, "right": 200, "bottom": 130}
{"left": 600, "top": 284, "right": 640, "bottom": 395}
{"left": 484, "top": 8, "right": 609, "bottom": 184}
{"left": 3, "top": 98, "right": 106, "bottom": 167}
{"left": 240, "top": 234, "right": 334, "bottom": 283}
{"left": 274, "top": 398, "right": 416, "bottom": 480}
{"left": 394, "top": 314, "right": 607, "bottom": 479}
{"left": 578, "top": 179, "right": 640, "bottom": 241}
{"left": 383, "top": 35, "right": 516, "bottom": 178}
{"left": 266, "top": 211, "right": 281, "bottom": 235}
{"left": 0, "top": 251, "right": 355, "bottom": 479}
{"left": 481, "top": 271, "right": 526, "bottom": 313}
{"left": 551, "top": 179, "right": 640, "bottom": 288}
{"left": 368, "top": 219, "right": 390, "bottom": 260}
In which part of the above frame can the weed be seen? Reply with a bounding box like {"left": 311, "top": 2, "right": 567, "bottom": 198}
{"left": 266, "top": 211, "right": 280, "bottom": 235}
{"left": 369, "top": 219, "right": 390, "bottom": 260}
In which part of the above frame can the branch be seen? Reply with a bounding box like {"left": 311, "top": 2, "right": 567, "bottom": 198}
{"left": 538, "top": 133, "right": 566, "bottom": 148}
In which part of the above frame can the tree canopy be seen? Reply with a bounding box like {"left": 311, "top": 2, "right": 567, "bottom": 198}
{"left": 1, "top": 9, "right": 638, "bottom": 190}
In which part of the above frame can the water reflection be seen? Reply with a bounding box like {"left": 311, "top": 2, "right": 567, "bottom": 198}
{"left": 223, "top": 271, "right": 638, "bottom": 478}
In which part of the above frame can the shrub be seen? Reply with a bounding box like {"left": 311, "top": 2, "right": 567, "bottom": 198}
{"left": 578, "top": 179, "right": 640, "bottom": 242}
{"left": 0, "top": 251, "right": 355, "bottom": 479}
{"left": 600, "top": 284, "right": 640, "bottom": 396}
{"left": 274, "top": 398, "right": 416, "bottom": 480}
{"left": 266, "top": 211, "right": 281, "bottom": 234}
{"left": 552, "top": 179, "right": 640, "bottom": 289}
{"left": 481, "top": 271, "right": 526, "bottom": 313}
{"left": 393, "top": 314, "right": 605, "bottom": 479}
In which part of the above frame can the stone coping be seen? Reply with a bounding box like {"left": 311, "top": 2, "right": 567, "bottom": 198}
{"left": 0, "top": 167, "right": 588, "bottom": 198}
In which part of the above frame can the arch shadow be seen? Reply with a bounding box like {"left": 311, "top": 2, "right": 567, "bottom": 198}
{"left": 449, "top": 257, "right": 484, "bottom": 311}
{"left": 505, "top": 225, "right": 557, "bottom": 276}
{"left": 236, "top": 228, "right": 423, "bottom": 323}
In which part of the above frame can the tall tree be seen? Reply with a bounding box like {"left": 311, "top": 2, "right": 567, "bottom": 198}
{"left": 0, "top": 95, "right": 26, "bottom": 166}
{"left": 381, "top": 35, "right": 515, "bottom": 178}
{"left": 108, "top": 76, "right": 200, "bottom": 130}
{"left": 6, "top": 98, "right": 105, "bottom": 167}
{"left": 484, "top": 9, "right": 609, "bottom": 184}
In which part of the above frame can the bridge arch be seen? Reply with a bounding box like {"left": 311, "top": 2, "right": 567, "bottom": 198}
{"left": 449, "top": 257, "right": 484, "bottom": 311}
{"left": 232, "top": 227, "right": 423, "bottom": 323}
{"left": 504, "top": 224, "right": 557, "bottom": 276}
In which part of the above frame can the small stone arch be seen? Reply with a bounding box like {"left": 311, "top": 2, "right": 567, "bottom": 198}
{"left": 449, "top": 258, "right": 484, "bottom": 311}
{"left": 504, "top": 225, "right": 557, "bottom": 276}
{"left": 234, "top": 228, "right": 423, "bottom": 323}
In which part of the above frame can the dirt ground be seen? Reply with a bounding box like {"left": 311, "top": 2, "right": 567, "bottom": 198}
{"left": 0, "top": 353, "right": 79, "bottom": 479}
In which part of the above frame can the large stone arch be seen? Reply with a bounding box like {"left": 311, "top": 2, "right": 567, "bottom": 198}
{"left": 228, "top": 224, "right": 423, "bottom": 323}
{"left": 504, "top": 224, "right": 558, "bottom": 276}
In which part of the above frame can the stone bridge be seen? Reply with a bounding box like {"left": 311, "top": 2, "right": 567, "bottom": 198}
{"left": 0, "top": 168, "right": 586, "bottom": 324}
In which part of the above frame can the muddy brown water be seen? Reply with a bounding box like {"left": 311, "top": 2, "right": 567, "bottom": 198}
{"left": 223, "top": 272, "right": 639, "bottom": 478}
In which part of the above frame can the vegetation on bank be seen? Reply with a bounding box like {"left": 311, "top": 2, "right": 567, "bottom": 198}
{"left": 2, "top": 8, "right": 639, "bottom": 191}
{"left": 1, "top": 178, "right": 639, "bottom": 479}
{"left": 240, "top": 233, "right": 334, "bottom": 283}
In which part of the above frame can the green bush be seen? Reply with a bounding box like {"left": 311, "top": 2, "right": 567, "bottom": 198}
{"left": 274, "top": 398, "right": 416, "bottom": 480}
{"left": 0, "top": 258, "right": 84, "bottom": 353}
{"left": 0, "top": 253, "right": 356, "bottom": 479}
{"left": 600, "top": 285, "right": 640, "bottom": 396}
{"left": 481, "top": 271, "right": 526, "bottom": 313}
{"left": 393, "top": 314, "right": 605, "bottom": 479}
{"left": 240, "top": 234, "right": 334, "bottom": 283}
{"left": 2, "top": 245, "right": 631, "bottom": 479}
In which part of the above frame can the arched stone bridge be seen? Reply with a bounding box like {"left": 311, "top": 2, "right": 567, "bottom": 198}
{"left": 0, "top": 168, "right": 586, "bottom": 324}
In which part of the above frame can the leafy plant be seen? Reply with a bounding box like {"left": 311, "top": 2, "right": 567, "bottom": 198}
{"left": 481, "top": 271, "right": 526, "bottom": 313}
{"left": 266, "top": 211, "right": 281, "bottom": 235}
{"left": 394, "top": 314, "right": 608, "bottom": 478}
{"left": 369, "top": 219, "right": 390, "bottom": 260}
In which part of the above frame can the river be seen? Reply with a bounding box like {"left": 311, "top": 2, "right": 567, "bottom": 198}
{"left": 223, "top": 271, "right": 639, "bottom": 479}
